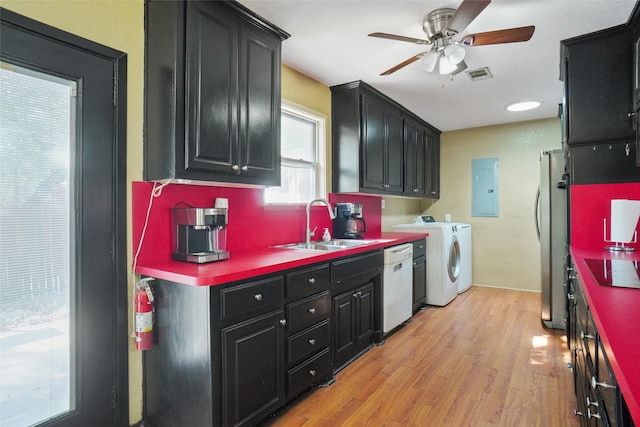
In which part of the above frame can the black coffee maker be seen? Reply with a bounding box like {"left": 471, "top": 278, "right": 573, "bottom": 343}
{"left": 333, "top": 203, "right": 367, "bottom": 239}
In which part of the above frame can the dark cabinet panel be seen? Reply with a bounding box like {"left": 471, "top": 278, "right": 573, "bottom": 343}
{"left": 220, "top": 275, "right": 284, "bottom": 321}
{"left": 412, "top": 255, "right": 426, "bottom": 313}
{"left": 360, "top": 92, "right": 403, "bottom": 194}
{"left": 561, "top": 25, "right": 634, "bottom": 145}
{"left": 332, "top": 290, "right": 355, "bottom": 366}
{"left": 425, "top": 129, "right": 440, "bottom": 199}
{"left": 145, "top": 0, "right": 288, "bottom": 185}
{"left": 569, "top": 141, "right": 640, "bottom": 184}
{"left": 239, "top": 24, "right": 282, "bottom": 183}
{"left": 222, "top": 310, "right": 285, "bottom": 427}
{"left": 286, "top": 348, "right": 331, "bottom": 399}
{"left": 403, "top": 117, "right": 427, "bottom": 197}
{"left": 185, "top": 2, "right": 237, "bottom": 175}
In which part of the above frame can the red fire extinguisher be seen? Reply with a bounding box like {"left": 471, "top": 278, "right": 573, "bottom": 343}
{"left": 135, "top": 281, "right": 154, "bottom": 351}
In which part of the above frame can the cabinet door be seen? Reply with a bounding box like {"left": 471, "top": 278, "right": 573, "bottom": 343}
{"left": 385, "top": 108, "right": 404, "bottom": 194}
{"left": 412, "top": 256, "right": 426, "bottom": 312}
{"left": 354, "top": 282, "right": 374, "bottom": 349}
{"left": 222, "top": 310, "right": 285, "bottom": 427}
{"left": 563, "top": 27, "right": 634, "bottom": 145}
{"left": 403, "top": 119, "right": 426, "bottom": 197}
{"left": 238, "top": 25, "right": 281, "bottom": 185}
{"left": 425, "top": 131, "right": 440, "bottom": 199}
{"left": 361, "top": 93, "right": 386, "bottom": 192}
{"left": 332, "top": 291, "right": 355, "bottom": 368}
{"left": 185, "top": 2, "right": 238, "bottom": 174}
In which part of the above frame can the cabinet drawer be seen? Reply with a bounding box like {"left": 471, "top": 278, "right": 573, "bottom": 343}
{"left": 287, "top": 319, "right": 330, "bottom": 365}
{"left": 412, "top": 239, "right": 426, "bottom": 258}
{"left": 287, "top": 291, "right": 331, "bottom": 333}
{"left": 287, "top": 348, "right": 331, "bottom": 398}
{"left": 286, "top": 264, "right": 330, "bottom": 300}
{"left": 221, "top": 276, "right": 284, "bottom": 320}
{"left": 332, "top": 250, "right": 383, "bottom": 284}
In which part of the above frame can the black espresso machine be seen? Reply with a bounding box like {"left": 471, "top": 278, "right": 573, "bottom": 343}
{"left": 333, "top": 203, "right": 367, "bottom": 239}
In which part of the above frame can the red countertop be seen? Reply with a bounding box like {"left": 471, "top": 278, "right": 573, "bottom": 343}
{"left": 135, "top": 232, "right": 427, "bottom": 286}
{"left": 570, "top": 247, "right": 640, "bottom": 424}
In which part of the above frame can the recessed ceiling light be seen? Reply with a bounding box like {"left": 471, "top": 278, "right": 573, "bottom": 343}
{"left": 506, "top": 100, "right": 541, "bottom": 112}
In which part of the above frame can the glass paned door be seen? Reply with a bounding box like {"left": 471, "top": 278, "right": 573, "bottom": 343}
{"left": 0, "top": 63, "right": 75, "bottom": 426}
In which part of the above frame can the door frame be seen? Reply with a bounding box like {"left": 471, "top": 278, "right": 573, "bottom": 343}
{"left": 0, "top": 9, "right": 128, "bottom": 426}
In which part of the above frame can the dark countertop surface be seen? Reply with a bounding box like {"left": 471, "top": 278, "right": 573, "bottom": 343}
{"left": 135, "top": 232, "right": 428, "bottom": 286}
{"left": 570, "top": 246, "right": 640, "bottom": 424}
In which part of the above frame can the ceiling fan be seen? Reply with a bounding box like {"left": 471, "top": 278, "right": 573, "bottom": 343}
{"left": 369, "top": 0, "right": 535, "bottom": 76}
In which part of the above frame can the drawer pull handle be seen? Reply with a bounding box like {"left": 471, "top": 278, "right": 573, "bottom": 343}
{"left": 308, "top": 308, "right": 316, "bottom": 314}
{"left": 587, "top": 408, "right": 601, "bottom": 420}
{"left": 308, "top": 277, "right": 316, "bottom": 285}
{"left": 586, "top": 397, "right": 599, "bottom": 408}
{"left": 591, "top": 376, "right": 616, "bottom": 390}
{"left": 309, "top": 369, "right": 316, "bottom": 377}
{"left": 254, "top": 293, "right": 263, "bottom": 301}
{"left": 308, "top": 338, "right": 316, "bottom": 345}
{"left": 580, "top": 331, "right": 595, "bottom": 340}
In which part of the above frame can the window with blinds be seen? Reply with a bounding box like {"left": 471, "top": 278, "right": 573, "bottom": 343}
{"left": 0, "top": 63, "right": 75, "bottom": 426}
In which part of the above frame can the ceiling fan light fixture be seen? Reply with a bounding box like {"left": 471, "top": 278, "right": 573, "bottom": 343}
{"left": 438, "top": 54, "right": 457, "bottom": 74}
{"left": 444, "top": 43, "right": 465, "bottom": 65}
{"left": 506, "top": 100, "right": 541, "bottom": 112}
{"left": 418, "top": 50, "right": 438, "bottom": 72}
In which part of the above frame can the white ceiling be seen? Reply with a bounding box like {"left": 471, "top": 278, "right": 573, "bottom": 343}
{"left": 238, "top": 0, "right": 636, "bottom": 132}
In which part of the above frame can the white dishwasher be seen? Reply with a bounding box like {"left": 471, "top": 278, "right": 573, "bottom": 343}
{"left": 383, "top": 243, "right": 413, "bottom": 333}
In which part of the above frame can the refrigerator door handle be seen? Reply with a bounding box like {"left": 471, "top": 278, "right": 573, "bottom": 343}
{"left": 535, "top": 186, "right": 541, "bottom": 242}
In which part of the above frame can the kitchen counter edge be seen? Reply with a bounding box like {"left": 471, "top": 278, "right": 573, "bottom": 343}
{"left": 135, "top": 232, "right": 428, "bottom": 287}
{"left": 570, "top": 246, "right": 640, "bottom": 425}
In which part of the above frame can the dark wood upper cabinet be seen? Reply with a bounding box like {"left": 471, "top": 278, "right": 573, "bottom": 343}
{"left": 145, "top": 0, "right": 289, "bottom": 185}
{"left": 331, "top": 80, "right": 440, "bottom": 198}
{"left": 403, "top": 116, "right": 427, "bottom": 197}
{"left": 560, "top": 25, "right": 634, "bottom": 146}
{"left": 631, "top": 1, "right": 640, "bottom": 166}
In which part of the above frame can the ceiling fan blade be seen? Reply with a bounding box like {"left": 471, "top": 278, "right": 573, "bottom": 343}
{"left": 369, "top": 32, "right": 430, "bottom": 45}
{"left": 461, "top": 26, "right": 535, "bottom": 46}
{"left": 452, "top": 60, "right": 468, "bottom": 75}
{"left": 380, "top": 55, "right": 422, "bottom": 76}
{"left": 445, "top": 0, "right": 491, "bottom": 35}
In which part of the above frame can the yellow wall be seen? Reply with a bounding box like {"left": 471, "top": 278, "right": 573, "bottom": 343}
{"left": 423, "top": 118, "right": 562, "bottom": 291}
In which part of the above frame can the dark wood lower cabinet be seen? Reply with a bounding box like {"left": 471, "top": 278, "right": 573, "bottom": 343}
{"left": 412, "top": 255, "right": 426, "bottom": 313}
{"left": 332, "top": 282, "right": 375, "bottom": 372}
{"left": 568, "top": 269, "right": 634, "bottom": 426}
{"left": 144, "top": 251, "right": 384, "bottom": 427}
{"left": 222, "top": 310, "right": 285, "bottom": 427}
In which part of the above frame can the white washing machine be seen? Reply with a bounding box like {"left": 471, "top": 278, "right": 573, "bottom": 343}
{"left": 392, "top": 216, "right": 473, "bottom": 306}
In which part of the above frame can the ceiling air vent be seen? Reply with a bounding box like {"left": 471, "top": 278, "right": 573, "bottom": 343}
{"left": 465, "top": 67, "right": 493, "bottom": 81}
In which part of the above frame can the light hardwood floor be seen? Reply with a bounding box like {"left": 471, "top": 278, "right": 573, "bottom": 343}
{"left": 267, "top": 286, "right": 579, "bottom": 427}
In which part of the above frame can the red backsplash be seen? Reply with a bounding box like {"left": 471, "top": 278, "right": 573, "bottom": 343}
{"left": 571, "top": 182, "right": 640, "bottom": 250}
{"left": 132, "top": 181, "right": 383, "bottom": 266}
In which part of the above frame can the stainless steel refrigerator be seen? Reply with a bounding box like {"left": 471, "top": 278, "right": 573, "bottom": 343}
{"left": 536, "top": 149, "right": 568, "bottom": 330}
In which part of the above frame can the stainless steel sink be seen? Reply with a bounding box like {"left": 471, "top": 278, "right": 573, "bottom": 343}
{"left": 272, "top": 239, "right": 378, "bottom": 251}
{"left": 273, "top": 242, "right": 344, "bottom": 251}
